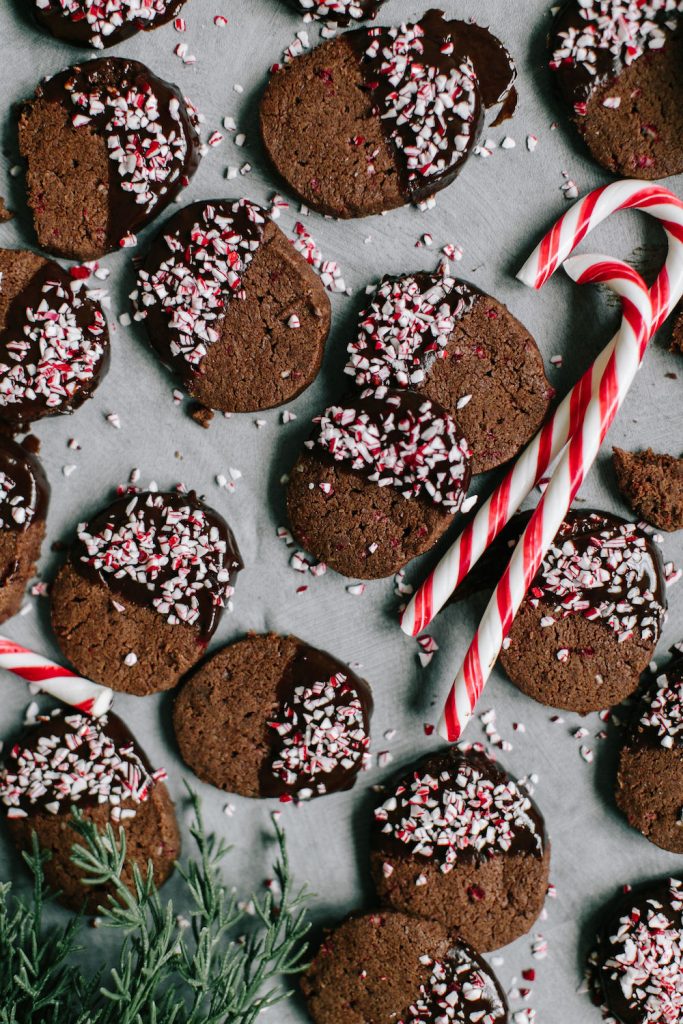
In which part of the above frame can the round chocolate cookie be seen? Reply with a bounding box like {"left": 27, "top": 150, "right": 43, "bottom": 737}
{"left": 285, "top": 0, "right": 385, "bottom": 23}
{"left": 301, "top": 910, "right": 508, "bottom": 1024}
{"left": 499, "top": 510, "right": 667, "bottom": 714}
{"left": 0, "top": 708, "right": 179, "bottom": 911}
{"left": 32, "top": 0, "right": 188, "bottom": 48}
{"left": 51, "top": 490, "right": 243, "bottom": 696}
{"left": 260, "top": 10, "right": 516, "bottom": 218}
{"left": 18, "top": 58, "right": 201, "bottom": 261}
{"left": 549, "top": 0, "right": 683, "bottom": 179}
{"left": 0, "top": 248, "right": 109, "bottom": 429}
{"left": 287, "top": 388, "right": 472, "bottom": 579}
{"left": 371, "top": 748, "right": 549, "bottom": 952}
{"left": 346, "top": 269, "right": 553, "bottom": 474}
{"left": 134, "top": 199, "right": 330, "bottom": 413}
{"left": 616, "top": 653, "right": 683, "bottom": 852}
{"left": 174, "top": 632, "right": 372, "bottom": 800}
{"left": 613, "top": 447, "right": 683, "bottom": 533}
{"left": 595, "top": 877, "right": 683, "bottom": 1024}
{"left": 0, "top": 436, "right": 49, "bottom": 624}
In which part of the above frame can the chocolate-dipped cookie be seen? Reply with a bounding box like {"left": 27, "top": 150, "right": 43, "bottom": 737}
{"left": 285, "top": 0, "right": 385, "bottom": 23}
{"left": 549, "top": 0, "right": 683, "bottom": 179}
{"left": 287, "top": 388, "right": 472, "bottom": 579}
{"left": 51, "top": 490, "right": 243, "bottom": 696}
{"left": 134, "top": 199, "right": 330, "bottom": 413}
{"left": 616, "top": 653, "right": 683, "bottom": 852}
{"left": 0, "top": 708, "right": 179, "bottom": 911}
{"left": 613, "top": 447, "right": 683, "bottom": 533}
{"left": 260, "top": 9, "right": 516, "bottom": 218}
{"left": 173, "top": 633, "right": 372, "bottom": 800}
{"left": 301, "top": 910, "right": 508, "bottom": 1024}
{"left": 32, "top": 0, "right": 188, "bottom": 49}
{"left": 0, "top": 436, "right": 49, "bottom": 624}
{"left": 18, "top": 58, "right": 200, "bottom": 261}
{"left": 0, "top": 248, "right": 109, "bottom": 429}
{"left": 346, "top": 269, "right": 553, "bottom": 474}
{"left": 371, "top": 748, "right": 549, "bottom": 952}
{"left": 595, "top": 878, "right": 683, "bottom": 1024}
{"left": 499, "top": 510, "right": 666, "bottom": 714}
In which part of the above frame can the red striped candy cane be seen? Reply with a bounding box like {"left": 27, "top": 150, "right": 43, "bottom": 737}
{"left": 0, "top": 635, "right": 113, "bottom": 717}
{"left": 439, "top": 255, "right": 655, "bottom": 741}
{"left": 401, "top": 181, "right": 683, "bottom": 639}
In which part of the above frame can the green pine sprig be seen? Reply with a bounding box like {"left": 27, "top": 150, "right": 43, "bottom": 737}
{"left": 0, "top": 790, "right": 311, "bottom": 1024}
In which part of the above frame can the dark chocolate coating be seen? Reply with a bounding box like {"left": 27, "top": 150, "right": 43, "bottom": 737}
{"left": 348, "top": 9, "right": 515, "bottom": 202}
{"left": 259, "top": 641, "right": 373, "bottom": 798}
{"left": 627, "top": 653, "right": 683, "bottom": 753}
{"left": 29, "top": 57, "right": 201, "bottom": 253}
{"left": 0, "top": 435, "right": 50, "bottom": 532}
{"left": 138, "top": 198, "right": 267, "bottom": 387}
{"left": 71, "top": 490, "right": 243, "bottom": 639}
{"left": 284, "top": 0, "right": 385, "bottom": 24}
{"left": 597, "top": 878, "right": 683, "bottom": 1024}
{"left": 32, "top": 0, "right": 188, "bottom": 48}
{"left": 373, "top": 747, "right": 547, "bottom": 866}
{"left": 550, "top": 0, "right": 681, "bottom": 106}
{"left": 306, "top": 388, "right": 472, "bottom": 513}
{"left": 0, "top": 260, "right": 109, "bottom": 430}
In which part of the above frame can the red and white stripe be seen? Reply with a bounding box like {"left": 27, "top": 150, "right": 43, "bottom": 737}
{"left": 439, "top": 254, "right": 656, "bottom": 741}
{"left": 0, "top": 635, "right": 113, "bottom": 717}
{"left": 401, "top": 181, "right": 683, "bottom": 640}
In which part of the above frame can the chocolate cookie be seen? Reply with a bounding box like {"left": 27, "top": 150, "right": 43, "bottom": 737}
{"left": 287, "top": 388, "right": 472, "bottom": 579}
{"left": 301, "top": 910, "right": 508, "bottom": 1024}
{"left": 549, "top": 0, "right": 683, "bottom": 179}
{"left": 32, "top": 0, "right": 188, "bottom": 48}
{"left": 346, "top": 269, "right": 553, "bottom": 474}
{"left": 0, "top": 248, "right": 109, "bottom": 429}
{"left": 51, "top": 490, "right": 243, "bottom": 696}
{"left": 613, "top": 447, "right": 683, "bottom": 533}
{"left": 260, "top": 10, "right": 515, "bottom": 217}
{"left": 371, "top": 748, "right": 549, "bottom": 952}
{"left": 18, "top": 58, "right": 200, "bottom": 261}
{"left": 595, "top": 877, "right": 683, "bottom": 1024}
{"left": 0, "top": 198, "right": 12, "bottom": 223}
{"left": 285, "top": 0, "right": 385, "bottom": 23}
{"left": 0, "top": 436, "right": 49, "bottom": 624}
{"left": 500, "top": 510, "right": 667, "bottom": 714}
{"left": 174, "top": 633, "right": 372, "bottom": 800}
{"left": 134, "top": 199, "right": 330, "bottom": 413}
{"left": 0, "top": 708, "right": 179, "bottom": 911}
{"left": 616, "top": 652, "right": 683, "bottom": 852}
{"left": 671, "top": 303, "right": 683, "bottom": 354}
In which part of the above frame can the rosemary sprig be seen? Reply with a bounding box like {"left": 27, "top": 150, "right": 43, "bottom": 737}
{"left": 0, "top": 793, "right": 311, "bottom": 1024}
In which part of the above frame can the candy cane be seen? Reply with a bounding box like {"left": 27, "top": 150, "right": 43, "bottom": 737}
{"left": 0, "top": 635, "right": 113, "bottom": 717}
{"left": 401, "top": 181, "right": 683, "bottom": 639}
{"left": 439, "top": 254, "right": 657, "bottom": 740}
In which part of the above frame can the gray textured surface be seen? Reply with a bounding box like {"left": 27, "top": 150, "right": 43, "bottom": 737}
{"left": 0, "top": 0, "right": 682, "bottom": 1020}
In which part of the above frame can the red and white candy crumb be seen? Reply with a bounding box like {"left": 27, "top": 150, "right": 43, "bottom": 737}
{"left": 550, "top": 0, "right": 682, "bottom": 80}
{"left": 35, "top": 0, "right": 178, "bottom": 47}
{"left": 77, "top": 492, "right": 234, "bottom": 628}
{"left": 361, "top": 21, "right": 479, "bottom": 186}
{"left": 268, "top": 672, "right": 370, "bottom": 798}
{"left": 346, "top": 271, "right": 472, "bottom": 388}
{"left": 529, "top": 518, "right": 665, "bottom": 645}
{"left": 69, "top": 74, "right": 191, "bottom": 215}
{"left": 604, "top": 880, "right": 683, "bottom": 1021}
{"left": 308, "top": 391, "right": 471, "bottom": 512}
{"left": 296, "top": 0, "right": 368, "bottom": 19}
{"left": 398, "top": 946, "right": 506, "bottom": 1023}
{"left": 135, "top": 200, "right": 265, "bottom": 367}
{"left": 0, "top": 712, "right": 164, "bottom": 820}
{"left": 0, "top": 472, "right": 35, "bottom": 530}
{"left": 0, "top": 276, "right": 106, "bottom": 412}
{"left": 640, "top": 666, "right": 683, "bottom": 748}
{"left": 291, "top": 222, "right": 346, "bottom": 293}
{"left": 375, "top": 760, "right": 543, "bottom": 870}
